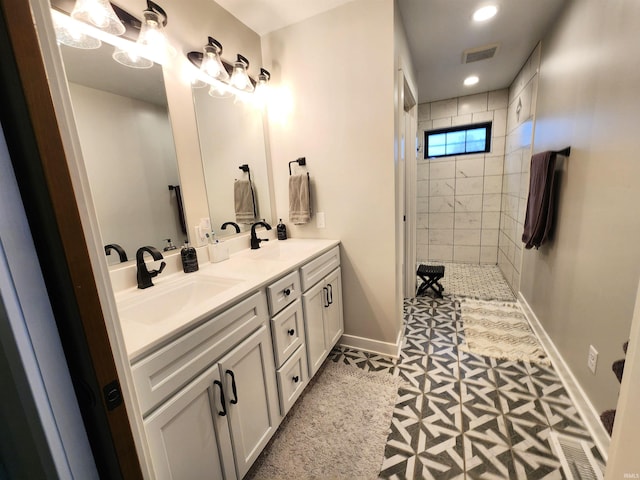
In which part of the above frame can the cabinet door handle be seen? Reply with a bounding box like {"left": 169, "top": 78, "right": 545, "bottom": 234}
{"left": 288, "top": 328, "right": 295, "bottom": 336}
{"left": 292, "top": 375, "right": 299, "bottom": 383}
{"left": 327, "top": 283, "right": 333, "bottom": 305}
{"left": 226, "top": 370, "right": 239, "bottom": 405}
{"left": 323, "top": 287, "right": 329, "bottom": 307}
{"left": 283, "top": 288, "right": 291, "bottom": 296}
{"left": 213, "top": 380, "right": 227, "bottom": 416}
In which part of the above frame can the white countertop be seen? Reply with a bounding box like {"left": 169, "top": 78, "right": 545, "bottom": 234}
{"left": 115, "top": 238, "right": 340, "bottom": 362}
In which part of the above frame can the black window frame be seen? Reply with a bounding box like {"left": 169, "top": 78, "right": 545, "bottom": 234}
{"left": 424, "top": 122, "right": 492, "bottom": 159}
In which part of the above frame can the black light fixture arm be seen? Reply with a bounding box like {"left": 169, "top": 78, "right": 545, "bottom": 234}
{"left": 207, "top": 36, "right": 223, "bottom": 53}
{"left": 145, "top": 0, "right": 168, "bottom": 26}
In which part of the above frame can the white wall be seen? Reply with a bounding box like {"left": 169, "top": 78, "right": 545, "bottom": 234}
{"left": 262, "top": 0, "right": 401, "bottom": 350}
{"left": 69, "top": 83, "right": 182, "bottom": 258}
{"left": 521, "top": 0, "right": 640, "bottom": 415}
{"left": 416, "top": 90, "right": 508, "bottom": 265}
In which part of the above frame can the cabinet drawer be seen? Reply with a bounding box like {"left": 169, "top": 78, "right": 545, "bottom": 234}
{"left": 267, "top": 270, "right": 301, "bottom": 315}
{"left": 300, "top": 246, "right": 340, "bottom": 291}
{"left": 132, "top": 291, "right": 268, "bottom": 416}
{"left": 270, "top": 299, "right": 305, "bottom": 367}
{"left": 276, "top": 345, "right": 308, "bottom": 416}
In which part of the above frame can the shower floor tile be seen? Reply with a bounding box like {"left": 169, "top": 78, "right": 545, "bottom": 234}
{"left": 331, "top": 263, "right": 604, "bottom": 479}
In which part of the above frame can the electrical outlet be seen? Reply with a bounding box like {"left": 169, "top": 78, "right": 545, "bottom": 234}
{"left": 587, "top": 345, "right": 598, "bottom": 374}
{"left": 316, "top": 212, "right": 326, "bottom": 228}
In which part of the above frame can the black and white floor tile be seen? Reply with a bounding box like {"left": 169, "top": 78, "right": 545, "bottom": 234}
{"left": 331, "top": 271, "right": 604, "bottom": 479}
{"left": 418, "top": 262, "right": 516, "bottom": 301}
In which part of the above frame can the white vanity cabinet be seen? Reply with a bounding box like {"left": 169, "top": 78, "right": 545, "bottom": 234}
{"left": 134, "top": 292, "right": 279, "bottom": 480}
{"left": 300, "top": 247, "right": 344, "bottom": 378}
{"left": 144, "top": 364, "right": 236, "bottom": 480}
{"left": 126, "top": 240, "right": 343, "bottom": 479}
{"left": 266, "top": 271, "right": 309, "bottom": 415}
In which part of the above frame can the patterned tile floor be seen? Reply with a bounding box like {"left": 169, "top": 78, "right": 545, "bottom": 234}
{"left": 419, "top": 263, "right": 516, "bottom": 301}
{"left": 331, "top": 270, "right": 604, "bottom": 479}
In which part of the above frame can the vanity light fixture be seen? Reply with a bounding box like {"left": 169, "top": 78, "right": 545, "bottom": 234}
{"left": 200, "top": 37, "right": 230, "bottom": 82}
{"left": 113, "top": 1, "right": 173, "bottom": 69}
{"left": 52, "top": 8, "right": 101, "bottom": 49}
{"left": 230, "top": 54, "right": 255, "bottom": 92}
{"left": 472, "top": 5, "right": 498, "bottom": 22}
{"left": 70, "top": 0, "right": 126, "bottom": 35}
{"left": 464, "top": 75, "right": 479, "bottom": 86}
{"left": 254, "top": 68, "right": 271, "bottom": 103}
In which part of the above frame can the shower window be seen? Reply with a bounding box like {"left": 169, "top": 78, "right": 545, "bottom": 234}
{"left": 425, "top": 122, "right": 492, "bottom": 159}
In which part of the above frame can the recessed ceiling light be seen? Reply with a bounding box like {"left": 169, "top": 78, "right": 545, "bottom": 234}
{"left": 464, "top": 75, "right": 479, "bottom": 86}
{"left": 473, "top": 5, "right": 498, "bottom": 22}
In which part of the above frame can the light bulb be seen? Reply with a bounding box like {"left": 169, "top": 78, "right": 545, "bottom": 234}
{"left": 230, "top": 55, "right": 254, "bottom": 92}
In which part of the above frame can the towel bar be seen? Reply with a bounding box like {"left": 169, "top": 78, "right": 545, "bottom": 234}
{"left": 288, "top": 157, "right": 307, "bottom": 175}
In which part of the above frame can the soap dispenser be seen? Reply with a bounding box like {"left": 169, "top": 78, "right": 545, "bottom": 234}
{"left": 180, "top": 241, "right": 199, "bottom": 273}
{"left": 277, "top": 219, "right": 288, "bottom": 240}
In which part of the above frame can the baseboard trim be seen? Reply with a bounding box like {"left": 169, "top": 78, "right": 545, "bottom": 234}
{"left": 339, "top": 333, "right": 401, "bottom": 359}
{"left": 518, "top": 292, "right": 610, "bottom": 460}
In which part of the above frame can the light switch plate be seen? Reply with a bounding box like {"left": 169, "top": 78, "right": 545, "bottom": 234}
{"left": 587, "top": 345, "right": 598, "bottom": 374}
{"left": 316, "top": 212, "right": 325, "bottom": 228}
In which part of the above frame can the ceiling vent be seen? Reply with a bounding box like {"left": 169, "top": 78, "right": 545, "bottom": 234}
{"left": 462, "top": 43, "right": 500, "bottom": 63}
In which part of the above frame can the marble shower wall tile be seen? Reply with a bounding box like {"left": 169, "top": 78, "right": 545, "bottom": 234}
{"left": 417, "top": 89, "right": 508, "bottom": 266}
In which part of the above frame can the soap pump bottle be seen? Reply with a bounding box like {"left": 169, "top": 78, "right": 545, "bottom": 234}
{"left": 277, "top": 218, "right": 288, "bottom": 240}
{"left": 181, "top": 240, "right": 199, "bottom": 273}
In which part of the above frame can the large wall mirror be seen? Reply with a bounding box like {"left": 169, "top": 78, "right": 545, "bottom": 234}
{"left": 192, "top": 86, "right": 272, "bottom": 238}
{"left": 60, "top": 43, "right": 186, "bottom": 265}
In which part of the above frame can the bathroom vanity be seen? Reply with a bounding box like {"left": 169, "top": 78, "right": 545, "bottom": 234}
{"left": 113, "top": 239, "right": 343, "bottom": 479}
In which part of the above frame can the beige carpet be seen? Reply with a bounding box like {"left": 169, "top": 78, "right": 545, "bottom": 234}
{"left": 459, "top": 298, "right": 550, "bottom": 365}
{"left": 245, "top": 360, "right": 402, "bottom": 480}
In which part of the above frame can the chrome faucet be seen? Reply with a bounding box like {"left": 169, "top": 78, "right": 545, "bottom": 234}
{"left": 104, "top": 243, "right": 128, "bottom": 263}
{"left": 221, "top": 221, "right": 241, "bottom": 233}
{"left": 136, "top": 246, "right": 166, "bottom": 289}
{"left": 250, "top": 221, "right": 272, "bottom": 249}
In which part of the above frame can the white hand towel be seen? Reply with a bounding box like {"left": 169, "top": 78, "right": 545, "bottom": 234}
{"left": 289, "top": 173, "right": 311, "bottom": 225}
{"left": 234, "top": 179, "right": 256, "bottom": 224}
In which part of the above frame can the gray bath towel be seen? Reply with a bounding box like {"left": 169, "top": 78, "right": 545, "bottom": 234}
{"left": 522, "top": 151, "right": 557, "bottom": 249}
{"left": 289, "top": 173, "right": 311, "bottom": 224}
{"left": 234, "top": 179, "right": 256, "bottom": 224}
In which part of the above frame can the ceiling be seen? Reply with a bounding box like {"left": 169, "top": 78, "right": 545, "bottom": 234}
{"left": 215, "top": 0, "right": 567, "bottom": 103}
{"left": 60, "top": 42, "right": 167, "bottom": 106}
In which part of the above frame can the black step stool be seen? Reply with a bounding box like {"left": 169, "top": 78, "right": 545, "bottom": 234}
{"left": 416, "top": 264, "right": 445, "bottom": 298}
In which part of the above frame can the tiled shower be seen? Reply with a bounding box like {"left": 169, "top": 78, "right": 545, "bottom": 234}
{"left": 416, "top": 89, "right": 508, "bottom": 265}
{"left": 416, "top": 45, "right": 541, "bottom": 296}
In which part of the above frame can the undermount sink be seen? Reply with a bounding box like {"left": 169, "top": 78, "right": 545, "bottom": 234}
{"left": 241, "top": 242, "right": 315, "bottom": 261}
{"left": 117, "top": 275, "right": 242, "bottom": 325}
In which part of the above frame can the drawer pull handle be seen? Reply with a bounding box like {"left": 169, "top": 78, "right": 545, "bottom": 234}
{"left": 283, "top": 288, "right": 291, "bottom": 296}
{"left": 226, "top": 370, "right": 239, "bottom": 405}
{"left": 292, "top": 375, "right": 300, "bottom": 383}
{"left": 327, "top": 283, "right": 334, "bottom": 305}
{"left": 288, "top": 328, "right": 295, "bottom": 336}
{"left": 213, "top": 380, "right": 226, "bottom": 416}
{"left": 323, "top": 287, "right": 329, "bottom": 307}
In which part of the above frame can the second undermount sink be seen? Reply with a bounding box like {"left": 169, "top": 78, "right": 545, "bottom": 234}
{"left": 241, "top": 242, "right": 315, "bottom": 261}
{"left": 117, "top": 275, "right": 242, "bottom": 325}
